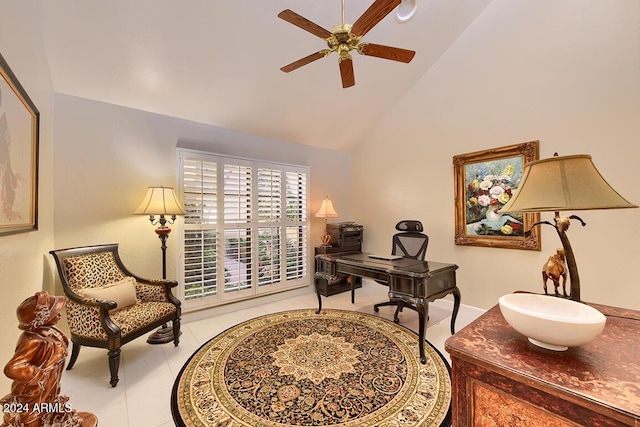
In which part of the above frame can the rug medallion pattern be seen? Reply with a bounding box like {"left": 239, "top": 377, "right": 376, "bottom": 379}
{"left": 172, "top": 309, "right": 451, "bottom": 426}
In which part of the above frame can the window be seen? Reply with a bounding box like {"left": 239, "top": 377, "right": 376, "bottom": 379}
{"left": 179, "top": 149, "right": 309, "bottom": 310}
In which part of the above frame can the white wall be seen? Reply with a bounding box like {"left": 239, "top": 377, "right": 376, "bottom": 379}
{"left": 0, "top": 1, "right": 55, "bottom": 392}
{"left": 52, "top": 94, "right": 353, "bottom": 288}
{"left": 352, "top": 0, "right": 640, "bottom": 310}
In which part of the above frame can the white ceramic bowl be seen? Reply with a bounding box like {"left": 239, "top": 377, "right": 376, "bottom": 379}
{"left": 498, "top": 293, "right": 606, "bottom": 351}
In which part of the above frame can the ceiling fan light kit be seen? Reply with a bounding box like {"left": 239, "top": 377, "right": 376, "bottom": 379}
{"left": 396, "top": 0, "right": 418, "bottom": 22}
{"left": 278, "top": 0, "right": 416, "bottom": 89}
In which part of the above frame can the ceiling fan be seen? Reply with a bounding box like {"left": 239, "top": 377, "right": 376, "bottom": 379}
{"left": 278, "top": 0, "right": 416, "bottom": 89}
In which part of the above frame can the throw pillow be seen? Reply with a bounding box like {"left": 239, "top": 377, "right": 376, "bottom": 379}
{"left": 79, "top": 277, "right": 138, "bottom": 311}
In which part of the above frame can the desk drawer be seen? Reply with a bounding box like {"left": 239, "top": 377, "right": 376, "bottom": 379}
{"left": 426, "top": 270, "right": 457, "bottom": 295}
{"left": 389, "top": 269, "right": 457, "bottom": 298}
{"left": 389, "top": 277, "right": 416, "bottom": 298}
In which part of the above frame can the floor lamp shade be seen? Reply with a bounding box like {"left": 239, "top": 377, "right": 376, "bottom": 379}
{"left": 132, "top": 185, "right": 185, "bottom": 280}
{"left": 134, "top": 186, "right": 185, "bottom": 216}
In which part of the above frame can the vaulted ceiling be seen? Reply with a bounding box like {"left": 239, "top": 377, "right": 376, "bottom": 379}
{"left": 38, "top": 0, "right": 491, "bottom": 151}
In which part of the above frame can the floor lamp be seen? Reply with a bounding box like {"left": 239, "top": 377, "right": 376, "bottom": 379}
{"left": 134, "top": 186, "right": 185, "bottom": 344}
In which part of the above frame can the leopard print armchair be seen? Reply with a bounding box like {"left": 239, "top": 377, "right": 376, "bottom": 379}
{"left": 50, "top": 243, "right": 181, "bottom": 387}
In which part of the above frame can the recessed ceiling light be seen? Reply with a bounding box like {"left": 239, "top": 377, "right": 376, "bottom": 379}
{"left": 396, "top": 0, "right": 417, "bottom": 23}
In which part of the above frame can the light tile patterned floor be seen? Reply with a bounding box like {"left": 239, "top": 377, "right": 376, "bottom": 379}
{"left": 60, "top": 280, "right": 484, "bottom": 426}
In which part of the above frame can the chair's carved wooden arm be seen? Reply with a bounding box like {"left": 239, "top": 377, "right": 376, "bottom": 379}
{"left": 64, "top": 299, "right": 121, "bottom": 339}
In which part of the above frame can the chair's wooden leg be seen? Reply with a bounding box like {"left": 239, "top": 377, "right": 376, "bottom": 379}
{"left": 172, "top": 318, "right": 181, "bottom": 347}
{"left": 108, "top": 348, "right": 121, "bottom": 387}
{"left": 66, "top": 342, "right": 81, "bottom": 370}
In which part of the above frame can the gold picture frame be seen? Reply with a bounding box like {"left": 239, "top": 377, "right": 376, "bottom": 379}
{"left": 454, "top": 141, "right": 541, "bottom": 250}
{"left": 0, "top": 53, "right": 39, "bottom": 235}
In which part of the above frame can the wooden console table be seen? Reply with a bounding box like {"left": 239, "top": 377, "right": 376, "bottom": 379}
{"left": 445, "top": 302, "right": 640, "bottom": 426}
{"left": 315, "top": 252, "right": 461, "bottom": 364}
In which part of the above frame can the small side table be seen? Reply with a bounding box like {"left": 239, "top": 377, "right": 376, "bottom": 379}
{"left": 314, "top": 247, "right": 362, "bottom": 298}
{"left": 445, "top": 301, "right": 640, "bottom": 426}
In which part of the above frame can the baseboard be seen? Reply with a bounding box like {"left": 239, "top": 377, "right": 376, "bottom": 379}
{"left": 182, "top": 281, "right": 486, "bottom": 325}
{"left": 181, "top": 285, "right": 314, "bottom": 324}
{"left": 430, "top": 298, "right": 486, "bottom": 318}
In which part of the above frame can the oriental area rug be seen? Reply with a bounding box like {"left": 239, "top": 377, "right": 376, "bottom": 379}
{"left": 171, "top": 309, "right": 451, "bottom": 427}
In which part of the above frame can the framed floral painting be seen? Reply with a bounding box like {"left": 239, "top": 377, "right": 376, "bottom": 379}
{"left": 453, "top": 141, "right": 541, "bottom": 250}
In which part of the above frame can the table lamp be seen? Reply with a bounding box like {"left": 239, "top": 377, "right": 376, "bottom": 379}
{"left": 315, "top": 196, "right": 339, "bottom": 246}
{"left": 134, "top": 186, "right": 185, "bottom": 344}
{"left": 500, "top": 153, "right": 637, "bottom": 301}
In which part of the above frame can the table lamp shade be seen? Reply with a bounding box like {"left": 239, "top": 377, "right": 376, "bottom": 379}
{"left": 500, "top": 154, "right": 638, "bottom": 213}
{"left": 315, "top": 197, "right": 339, "bottom": 218}
{"left": 134, "top": 186, "right": 185, "bottom": 216}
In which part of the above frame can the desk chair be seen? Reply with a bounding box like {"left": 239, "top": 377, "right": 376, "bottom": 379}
{"left": 373, "top": 220, "right": 428, "bottom": 323}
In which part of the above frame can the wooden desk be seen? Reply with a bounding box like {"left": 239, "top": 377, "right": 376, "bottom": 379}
{"left": 445, "top": 303, "right": 640, "bottom": 426}
{"left": 314, "top": 247, "right": 362, "bottom": 297}
{"left": 315, "top": 252, "right": 461, "bottom": 364}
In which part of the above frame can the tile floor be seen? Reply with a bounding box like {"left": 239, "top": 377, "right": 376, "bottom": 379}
{"left": 59, "top": 280, "right": 485, "bottom": 426}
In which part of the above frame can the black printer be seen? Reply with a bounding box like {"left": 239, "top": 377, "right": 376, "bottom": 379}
{"left": 326, "top": 222, "right": 363, "bottom": 251}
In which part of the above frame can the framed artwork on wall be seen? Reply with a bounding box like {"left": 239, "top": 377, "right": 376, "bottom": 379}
{"left": 453, "top": 141, "right": 541, "bottom": 251}
{"left": 0, "top": 53, "right": 39, "bottom": 236}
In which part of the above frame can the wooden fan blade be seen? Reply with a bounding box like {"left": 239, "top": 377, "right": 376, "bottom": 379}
{"left": 351, "top": 0, "right": 401, "bottom": 38}
{"left": 278, "top": 9, "right": 333, "bottom": 39}
{"left": 339, "top": 57, "right": 355, "bottom": 88}
{"left": 281, "top": 50, "right": 331, "bottom": 73}
{"left": 359, "top": 43, "right": 415, "bottom": 63}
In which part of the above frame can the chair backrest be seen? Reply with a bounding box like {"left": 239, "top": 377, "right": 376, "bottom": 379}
{"left": 50, "top": 244, "right": 129, "bottom": 293}
{"left": 391, "top": 220, "right": 428, "bottom": 260}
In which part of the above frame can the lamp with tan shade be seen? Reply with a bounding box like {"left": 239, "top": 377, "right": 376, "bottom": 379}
{"left": 134, "top": 186, "right": 186, "bottom": 278}
{"left": 500, "top": 153, "right": 638, "bottom": 302}
{"left": 134, "top": 186, "right": 185, "bottom": 344}
{"left": 315, "top": 196, "right": 339, "bottom": 246}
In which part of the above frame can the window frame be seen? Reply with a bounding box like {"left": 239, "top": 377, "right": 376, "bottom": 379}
{"left": 177, "top": 148, "right": 311, "bottom": 312}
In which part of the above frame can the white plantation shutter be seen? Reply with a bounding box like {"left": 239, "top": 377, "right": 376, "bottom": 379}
{"left": 285, "top": 171, "right": 307, "bottom": 280}
{"left": 258, "top": 227, "right": 281, "bottom": 286}
{"left": 223, "top": 163, "right": 252, "bottom": 224}
{"left": 286, "top": 171, "right": 307, "bottom": 222}
{"left": 286, "top": 225, "right": 307, "bottom": 280}
{"left": 257, "top": 168, "right": 282, "bottom": 286}
{"left": 183, "top": 229, "right": 217, "bottom": 299}
{"left": 179, "top": 150, "right": 309, "bottom": 309}
{"left": 183, "top": 159, "right": 217, "bottom": 225}
{"left": 223, "top": 228, "right": 252, "bottom": 292}
{"left": 182, "top": 158, "right": 218, "bottom": 300}
{"left": 258, "top": 168, "right": 282, "bottom": 222}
